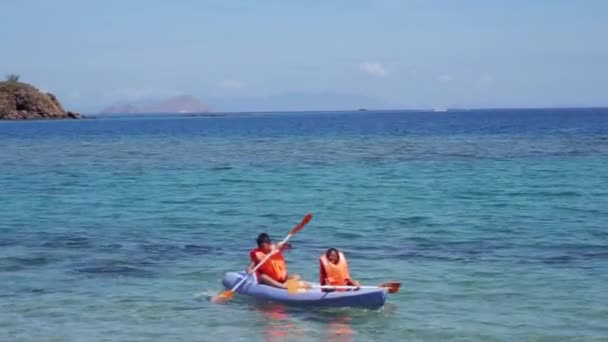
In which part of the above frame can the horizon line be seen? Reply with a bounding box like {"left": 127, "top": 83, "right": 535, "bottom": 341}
{"left": 90, "top": 106, "right": 608, "bottom": 116}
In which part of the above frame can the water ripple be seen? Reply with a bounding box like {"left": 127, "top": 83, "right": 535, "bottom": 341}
{"left": 73, "top": 259, "right": 156, "bottom": 278}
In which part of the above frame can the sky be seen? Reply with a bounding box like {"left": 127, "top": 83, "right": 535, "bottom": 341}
{"left": 1, "top": 0, "right": 607, "bottom": 112}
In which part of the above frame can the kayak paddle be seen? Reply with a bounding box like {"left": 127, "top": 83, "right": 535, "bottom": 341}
{"left": 212, "top": 213, "right": 313, "bottom": 303}
{"left": 287, "top": 279, "right": 401, "bottom": 294}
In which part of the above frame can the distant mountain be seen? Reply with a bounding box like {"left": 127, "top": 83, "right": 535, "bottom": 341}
{"left": 99, "top": 92, "right": 389, "bottom": 114}
{"left": 99, "top": 102, "right": 140, "bottom": 114}
{"left": 143, "top": 95, "right": 209, "bottom": 113}
{"left": 99, "top": 95, "right": 209, "bottom": 114}
{"left": 209, "top": 92, "right": 390, "bottom": 112}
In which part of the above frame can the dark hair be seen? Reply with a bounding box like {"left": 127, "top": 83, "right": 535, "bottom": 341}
{"left": 256, "top": 233, "right": 271, "bottom": 247}
{"left": 326, "top": 248, "right": 340, "bottom": 260}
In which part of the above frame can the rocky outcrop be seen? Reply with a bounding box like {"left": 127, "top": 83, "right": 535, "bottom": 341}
{"left": 0, "top": 81, "right": 82, "bottom": 120}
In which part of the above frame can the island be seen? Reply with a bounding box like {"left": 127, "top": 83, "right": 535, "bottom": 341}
{"left": 0, "top": 75, "right": 82, "bottom": 120}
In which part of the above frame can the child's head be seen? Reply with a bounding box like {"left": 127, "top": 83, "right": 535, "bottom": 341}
{"left": 325, "top": 248, "right": 340, "bottom": 264}
{"left": 256, "top": 233, "right": 273, "bottom": 252}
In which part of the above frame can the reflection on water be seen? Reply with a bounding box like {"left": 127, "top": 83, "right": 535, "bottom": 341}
{"left": 254, "top": 303, "right": 303, "bottom": 342}
{"left": 327, "top": 315, "right": 354, "bottom": 342}
{"left": 252, "top": 302, "right": 357, "bottom": 342}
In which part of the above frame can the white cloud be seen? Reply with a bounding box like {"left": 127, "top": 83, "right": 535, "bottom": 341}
{"left": 219, "top": 80, "right": 245, "bottom": 89}
{"left": 437, "top": 74, "right": 453, "bottom": 82}
{"left": 359, "top": 62, "right": 388, "bottom": 78}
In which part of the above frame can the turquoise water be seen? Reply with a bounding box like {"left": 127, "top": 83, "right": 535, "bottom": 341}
{"left": 1, "top": 109, "right": 608, "bottom": 341}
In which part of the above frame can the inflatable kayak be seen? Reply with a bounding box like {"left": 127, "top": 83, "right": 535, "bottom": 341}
{"left": 221, "top": 272, "right": 387, "bottom": 309}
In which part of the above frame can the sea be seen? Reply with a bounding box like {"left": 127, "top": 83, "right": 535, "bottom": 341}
{"left": 1, "top": 108, "right": 607, "bottom": 341}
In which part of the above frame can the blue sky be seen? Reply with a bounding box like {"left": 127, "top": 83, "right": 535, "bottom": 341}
{"left": 1, "top": 0, "right": 607, "bottom": 111}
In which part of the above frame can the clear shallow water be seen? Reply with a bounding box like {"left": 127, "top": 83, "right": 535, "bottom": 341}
{"left": 1, "top": 109, "right": 608, "bottom": 341}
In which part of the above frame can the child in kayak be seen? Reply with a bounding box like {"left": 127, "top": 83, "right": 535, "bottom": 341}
{"left": 319, "top": 248, "right": 360, "bottom": 291}
{"left": 246, "top": 233, "right": 300, "bottom": 289}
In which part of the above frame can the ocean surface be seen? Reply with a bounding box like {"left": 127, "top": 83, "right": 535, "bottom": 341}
{"left": 1, "top": 109, "right": 607, "bottom": 341}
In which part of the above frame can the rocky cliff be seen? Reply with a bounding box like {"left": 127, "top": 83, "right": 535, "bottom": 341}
{"left": 0, "top": 81, "right": 81, "bottom": 120}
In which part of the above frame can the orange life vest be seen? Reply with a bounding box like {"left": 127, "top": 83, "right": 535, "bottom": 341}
{"left": 250, "top": 245, "right": 287, "bottom": 283}
{"left": 319, "top": 251, "right": 351, "bottom": 286}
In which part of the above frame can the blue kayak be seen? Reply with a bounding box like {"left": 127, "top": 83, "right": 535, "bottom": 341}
{"left": 221, "top": 272, "right": 387, "bottom": 309}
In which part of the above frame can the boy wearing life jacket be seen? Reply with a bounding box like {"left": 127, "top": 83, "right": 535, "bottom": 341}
{"left": 246, "top": 233, "right": 300, "bottom": 289}
{"left": 319, "top": 248, "right": 360, "bottom": 291}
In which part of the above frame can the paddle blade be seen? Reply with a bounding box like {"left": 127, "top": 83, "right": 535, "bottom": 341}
{"left": 211, "top": 290, "right": 234, "bottom": 303}
{"left": 381, "top": 282, "right": 401, "bottom": 294}
{"left": 286, "top": 278, "right": 300, "bottom": 294}
{"left": 289, "top": 213, "right": 313, "bottom": 235}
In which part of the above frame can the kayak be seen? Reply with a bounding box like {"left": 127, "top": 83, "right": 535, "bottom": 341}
{"left": 221, "top": 272, "right": 387, "bottom": 309}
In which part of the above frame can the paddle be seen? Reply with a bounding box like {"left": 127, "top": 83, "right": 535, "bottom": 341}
{"left": 287, "top": 279, "right": 401, "bottom": 294}
{"left": 212, "top": 213, "right": 313, "bottom": 303}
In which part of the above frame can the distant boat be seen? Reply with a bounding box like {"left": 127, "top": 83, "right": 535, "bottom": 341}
{"left": 433, "top": 108, "right": 448, "bottom": 112}
{"left": 357, "top": 108, "right": 367, "bottom": 111}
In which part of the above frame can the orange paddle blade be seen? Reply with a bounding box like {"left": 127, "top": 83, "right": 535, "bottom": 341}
{"left": 380, "top": 282, "right": 401, "bottom": 294}
{"left": 289, "top": 213, "right": 313, "bottom": 235}
{"left": 211, "top": 290, "right": 234, "bottom": 303}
